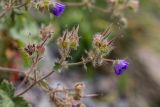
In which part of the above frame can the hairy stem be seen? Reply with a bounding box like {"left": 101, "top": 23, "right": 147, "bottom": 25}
{"left": 16, "top": 70, "right": 55, "bottom": 96}
{"left": 67, "top": 59, "right": 91, "bottom": 67}
{"left": 0, "top": 67, "right": 21, "bottom": 73}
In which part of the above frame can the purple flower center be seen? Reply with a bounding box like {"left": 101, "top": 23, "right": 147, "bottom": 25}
{"left": 114, "top": 60, "right": 129, "bottom": 75}
{"left": 50, "top": 2, "right": 65, "bottom": 16}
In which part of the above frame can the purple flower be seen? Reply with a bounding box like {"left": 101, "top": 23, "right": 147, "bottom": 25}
{"left": 50, "top": 2, "right": 65, "bottom": 16}
{"left": 114, "top": 60, "right": 129, "bottom": 75}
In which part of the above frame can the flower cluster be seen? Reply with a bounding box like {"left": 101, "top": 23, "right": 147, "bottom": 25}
{"left": 21, "top": 8, "right": 130, "bottom": 107}
{"left": 57, "top": 26, "right": 79, "bottom": 64}
{"left": 57, "top": 26, "right": 79, "bottom": 50}
{"left": 55, "top": 25, "right": 129, "bottom": 75}
{"left": 93, "top": 34, "right": 112, "bottom": 55}
{"left": 24, "top": 26, "right": 52, "bottom": 62}
{"left": 39, "top": 25, "right": 53, "bottom": 40}
{"left": 17, "top": 19, "right": 130, "bottom": 107}
{"left": 88, "top": 27, "right": 113, "bottom": 66}
{"left": 24, "top": 44, "right": 36, "bottom": 56}
{"left": 0, "top": 0, "right": 135, "bottom": 106}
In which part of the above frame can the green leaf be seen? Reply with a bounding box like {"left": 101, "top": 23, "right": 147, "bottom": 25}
{"left": 13, "top": 97, "right": 30, "bottom": 107}
{"left": 0, "top": 80, "right": 30, "bottom": 107}
{"left": 37, "top": 80, "right": 49, "bottom": 91}
{"left": 0, "top": 80, "right": 15, "bottom": 97}
{"left": 0, "top": 90, "right": 14, "bottom": 107}
{"left": 10, "top": 13, "right": 40, "bottom": 44}
{"left": 17, "top": 41, "right": 32, "bottom": 68}
{"left": 53, "top": 62, "right": 62, "bottom": 72}
{"left": 0, "top": 90, "right": 30, "bottom": 107}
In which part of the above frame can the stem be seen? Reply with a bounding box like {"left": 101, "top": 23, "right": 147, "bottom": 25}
{"left": 16, "top": 82, "right": 35, "bottom": 97}
{"left": 0, "top": 67, "right": 21, "bottom": 73}
{"left": 40, "top": 35, "right": 51, "bottom": 47}
{"left": 17, "top": 35, "right": 51, "bottom": 88}
{"left": 17, "top": 63, "right": 35, "bottom": 87}
{"left": 82, "top": 94, "right": 99, "bottom": 98}
{"left": 17, "top": 54, "right": 40, "bottom": 89}
{"left": 67, "top": 59, "right": 91, "bottom": 67}
{"left": 67, "top": 58, "right": 114, "bottom": 67}
{"left": 91, "top": 5, "right": 109, "bottom": 13}
{"left": 16, "top": 70, "right": 55, "bottom": 96}
{"left": 103, "top": 58, "right": 115, "bottom": 62}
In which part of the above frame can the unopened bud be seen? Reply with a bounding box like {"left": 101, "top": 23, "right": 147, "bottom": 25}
{"left": 36, "top": 45, "right": 45, "bottom": 55}
{"left": 40, "top": 25, "right": 53, "bottom": 40}
{"left": 24, "top": 44, "right": 36, "bottom": 56}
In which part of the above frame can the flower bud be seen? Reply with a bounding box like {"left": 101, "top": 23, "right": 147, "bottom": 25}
{"left": 57, "top": 26, "right": 79, "bottom": 50}
{"left": 36, "top": 45, "right": 45, "bottom": 55}
{"left": 24, "top": 44, "right": 36, "bottom": 56}
{"left": 57, "top": 33, "right": 70, "bottom": 49}
{"left": 74, "top": 82, "right": 85, "bottom": 93}
{"left": 93, "top": 34, "right": 110, "bottom": 54}
{"left": 40, "top": 25, "right": 53, "bottom": 40}
{"left": 37, "top": 1, "right": 49, "bottom": 12}
{"left": 74, "top": 82, "right": 85, "bottom": 100}
{"left": 69, "top": 26, "right": 79, "bottom": 50}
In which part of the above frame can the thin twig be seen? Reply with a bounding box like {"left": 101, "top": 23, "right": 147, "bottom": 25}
{"left": 103, "top": 58, "right": 114, "bottom": 62}
{"left": 16, "top": 70, "right": 55, "bottom": 96}
{"left": 16, "top": 82, "right": 35, "bottom": 97}
{"left": 82, "top": 94, "right": 100, "bottom": 98}
{"left": 17, "top": 58, "right": 39, "bottom": 89}
{"left": 40, "top": 35, "right": 51, "bottom": 47}
{"left": 67, "top": 58, "right": 114, "bottom": 67}
{"left": 91, "top": 5, "right": 109, "bottom": 13}
{"left": 67, "top": 59, "right": 91, "bottom": 67}
{"left": 0, "top": 67, "right": 21, "bottom": 73}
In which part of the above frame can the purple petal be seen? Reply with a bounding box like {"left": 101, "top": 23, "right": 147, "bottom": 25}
{"left": 113, "top": 60, "right": 129, "bottom": 75}
{"left": 51, "top": 2, "right": 65, "bottom": 16}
